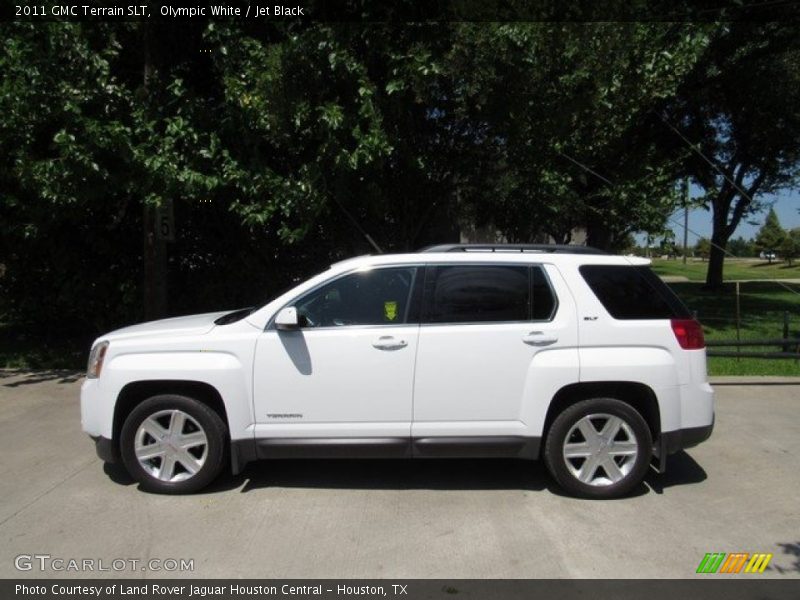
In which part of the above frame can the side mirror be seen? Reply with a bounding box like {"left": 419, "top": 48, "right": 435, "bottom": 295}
{"left": 275, "top": 306, "right": 300, "bottom": 330}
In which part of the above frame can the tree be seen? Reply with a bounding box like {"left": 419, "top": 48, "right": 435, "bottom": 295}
{"left": 0, "top": 23, "right": 145, "bottom": 333}
{"left": 207, "top": 21, "right": 461, "bottom": 252}
{"left": 0, "top": 20, "right": 466, "bottom": 335}
{"left": 665, "top": 23, "right": 800, "bottom": 287}
{"left": 3, "top": 19, "right": 800, "bottom": 365}
{"left": 754, "top": 208, "right": 786, "bottom": 263}
{"left": 446, "top": 23, "right": 713, "bottom": 250}
{"left": 694, "top": 238, "right": 711, "bottom": 260}
{"left": 0, "top": 22, "right": 350, "bottom": 331}
{"left": 779, "top": 228, "right": 800, "bottom": 266}
{"left": 727, "top": 236, "right": 755, "bottom": 257}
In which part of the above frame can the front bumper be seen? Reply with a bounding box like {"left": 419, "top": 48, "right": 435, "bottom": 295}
{"left": 80, "top": 378, "right": 115, "bottom": 439}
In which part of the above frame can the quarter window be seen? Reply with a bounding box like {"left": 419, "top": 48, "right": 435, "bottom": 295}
{"left": 294, "top": 267, "right": 418, "bottom": 327}
{"left": 579, "top": 265, "right": 691, "bottom": 320}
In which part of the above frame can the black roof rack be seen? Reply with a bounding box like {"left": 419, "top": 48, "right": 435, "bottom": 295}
{"left": 418, "top": 243, "right": 607, "bottom": 255}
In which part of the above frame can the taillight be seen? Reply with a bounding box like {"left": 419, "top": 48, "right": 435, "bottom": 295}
{"left": 670, "top": 319, "right": 705, "bottom": 350}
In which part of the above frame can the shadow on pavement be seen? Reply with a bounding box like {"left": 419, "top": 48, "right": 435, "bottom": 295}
{"left": 231, "top": 458, "right": 551, "bottom": 493}
{"left": 769, "top": 542, "right": 800, "bottom": 574}
{"left": 216, "top": 456, "right": 699, "bottom": 499}
{"left": 645, "top": 450, "right": 707, "bottom": 494}
{"left": 1, "top": 370, "right": 83, "bottom": 387}
{"left": 102, "top": 451, "right": 708, "bottom": 499}
{"left": 103, "top": 461, "right": 136, "bottom": 486}
{"left": 109, "top": 459, "right": 555, "bottom": 495}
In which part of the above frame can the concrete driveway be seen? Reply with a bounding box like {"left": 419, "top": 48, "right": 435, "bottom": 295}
{"left": 0, "top": 370, "right": 798, "bottom": 579}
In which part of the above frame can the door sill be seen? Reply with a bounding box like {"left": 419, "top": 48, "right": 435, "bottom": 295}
{"left": 237, "top": 435, "right": 541, "bottom": 464}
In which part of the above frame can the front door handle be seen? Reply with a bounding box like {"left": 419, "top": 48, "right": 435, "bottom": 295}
{"left": 372, "top": 336, "right": 408, "bottom": 350}
{"left": 522, "top": 331, "right": 558, "bottom": 346}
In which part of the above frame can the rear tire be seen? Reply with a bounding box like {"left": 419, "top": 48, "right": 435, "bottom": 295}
{"left": 544, "top": 398, "right": 652, "bottom": 499}
{"left": 120, "top": 394, "right": 227, "bottom": 494}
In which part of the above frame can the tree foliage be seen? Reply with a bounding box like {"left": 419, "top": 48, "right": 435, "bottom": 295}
{"left": 754, "top": 208, "right": 786, "bottom": 259}
{"left": 727, "top": 236, "right": 755, "bottom": 258}
{"left": 445, "top": 23, "right": 713, "bottom": 250}
{"left": 779, "top": 228, "right": 800, "bottom": 266}
{"left": 694, "top": 237, "right": 711, "bottom": 260}
{"left": 1, "top": 20, "right": 799, "bottom": 358}
{"left": 665, "top": 22, "right": 800, "bottom": 286}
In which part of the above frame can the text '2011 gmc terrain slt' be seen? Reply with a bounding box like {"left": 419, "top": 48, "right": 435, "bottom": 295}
{"left": 81, "top": 244, "right": 714, "bottom": 499}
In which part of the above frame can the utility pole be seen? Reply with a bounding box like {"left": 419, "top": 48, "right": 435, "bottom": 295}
{"left": 142, "top": 24, "right": 167, "bottom": 320}
{"left": 682, "top": 178, "right": 689, "bottom": 264}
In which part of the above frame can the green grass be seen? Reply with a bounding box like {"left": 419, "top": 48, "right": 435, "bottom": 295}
{"left": 652, "top": 257, "right": 800, "bottom": 281}
{"left": 668, "top": 281, "right": 800, "bottom": 376}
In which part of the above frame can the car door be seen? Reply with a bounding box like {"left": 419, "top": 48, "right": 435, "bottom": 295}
{"left": 411, "top": 263, "right": 577, "bottom": 442}
{"left": 252, "top": 266, "right": 421, "bottom": 443}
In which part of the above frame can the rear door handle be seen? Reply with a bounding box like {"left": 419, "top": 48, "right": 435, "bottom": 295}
{"left": 522, "top": 331, "right": 558, "bottom": 346}
{"left": 372, "top": 336, "right": 408, "bottom": 350}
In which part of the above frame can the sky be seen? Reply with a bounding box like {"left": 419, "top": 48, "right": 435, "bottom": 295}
{"left": 641, "top": 186, "right": 800, "bottom": 245}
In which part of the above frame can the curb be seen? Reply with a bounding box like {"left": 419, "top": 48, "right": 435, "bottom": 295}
{"left": 710, "top": 376, "right": 800, "bottom": 385}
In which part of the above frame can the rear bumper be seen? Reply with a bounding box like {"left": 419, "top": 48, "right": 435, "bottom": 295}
{"left": 90, "top": 435, "right": 119, "bottom": 464}
{"left": 661, "top": 417, "right": 715, "bottom": 455}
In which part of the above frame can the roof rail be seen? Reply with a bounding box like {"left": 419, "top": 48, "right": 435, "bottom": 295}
{"left": 418, "top": 243, "right": 607, "bottom": 255}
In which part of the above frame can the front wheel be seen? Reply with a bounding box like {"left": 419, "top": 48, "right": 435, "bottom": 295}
{"left": 544, "top": 398, "right": 652, "bottom": 499}
{"left": 120, "top": 394, "right": 227, "bottom": 494}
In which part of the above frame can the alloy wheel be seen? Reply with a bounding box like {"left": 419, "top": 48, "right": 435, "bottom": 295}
{"left": 134, "top": 409, "right": 208, "bottom": 482}
{"left": 562, "top": 413, "right": 639, "bottom": 487}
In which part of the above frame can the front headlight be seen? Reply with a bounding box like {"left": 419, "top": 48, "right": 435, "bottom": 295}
{"left": 86, "top": 341, "right": 109, "bottom": 379}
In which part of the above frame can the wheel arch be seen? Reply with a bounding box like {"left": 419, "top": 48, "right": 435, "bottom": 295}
{"left": 543, "top": 381, "right": 661, "bottom": 442}
{"left": 113, "top": 380, "right": 229, "bottom": 446}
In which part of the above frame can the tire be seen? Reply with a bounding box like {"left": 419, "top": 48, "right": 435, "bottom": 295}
{"left": 544, "top": 398, "right": 652, "bottom": 499}
{"left": 120, "top": 394, "right": 227, "bottom": 494}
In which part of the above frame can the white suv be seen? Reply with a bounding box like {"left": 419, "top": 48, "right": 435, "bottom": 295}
{"left": 81, "top": 244, "right": 714, "bottom": 499}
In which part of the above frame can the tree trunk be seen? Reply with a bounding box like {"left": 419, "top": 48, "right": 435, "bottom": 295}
{"left": 585, "top": 218, "right": 612, "bottom": 251}
{"left": 143, "top": 203, "right": 167, "bottom": 320}
{"left": 703, "top": 165, "right": 765, "bottom": 289}
{"left": 142, "top": 24, "right": 167, "bottom": 320}
{"left": 705, "top": 231, "right": 728, "bottom": 288}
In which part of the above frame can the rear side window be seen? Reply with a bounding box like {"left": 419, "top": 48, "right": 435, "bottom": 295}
{"left": 425, "top": 265, "right": 529, "bottom": 323}
{"left": 579, "top": 265, "right": 691, "bottom": 320}
{"left": 423, "top": 265, "right": 558, "bottom": 324}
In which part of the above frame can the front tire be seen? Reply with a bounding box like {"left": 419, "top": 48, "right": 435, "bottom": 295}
{"left": 120, "top": 394, "right": 227, "bottom": 494}
{"left": 544, "top": 398, "right": 652, "bottom": 499}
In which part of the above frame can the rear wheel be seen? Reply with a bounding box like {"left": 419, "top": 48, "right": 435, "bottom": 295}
{"left": 120, "top": 394, "right": 227, "bottom": 494}
{"left": 544, "top": 398, "right": 652, "bottom": 499}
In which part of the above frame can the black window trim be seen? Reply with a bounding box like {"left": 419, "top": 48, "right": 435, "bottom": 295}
{"left": 420, "top": 262, "right": 559, "bottom": 327}
{"left": 532, "top": 264, "right": 559, "bottom": 322}
{"left": 266, "top": 264, "right": 423, "bottom": 331}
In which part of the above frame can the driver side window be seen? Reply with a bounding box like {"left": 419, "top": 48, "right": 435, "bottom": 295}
{"left": 295, "top": 267, "right": 419, "bottom": 328}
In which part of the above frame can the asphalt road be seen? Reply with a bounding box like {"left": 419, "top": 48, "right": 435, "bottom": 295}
{"left": 0, "top": 370, "right": 798, "bottom": 579}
